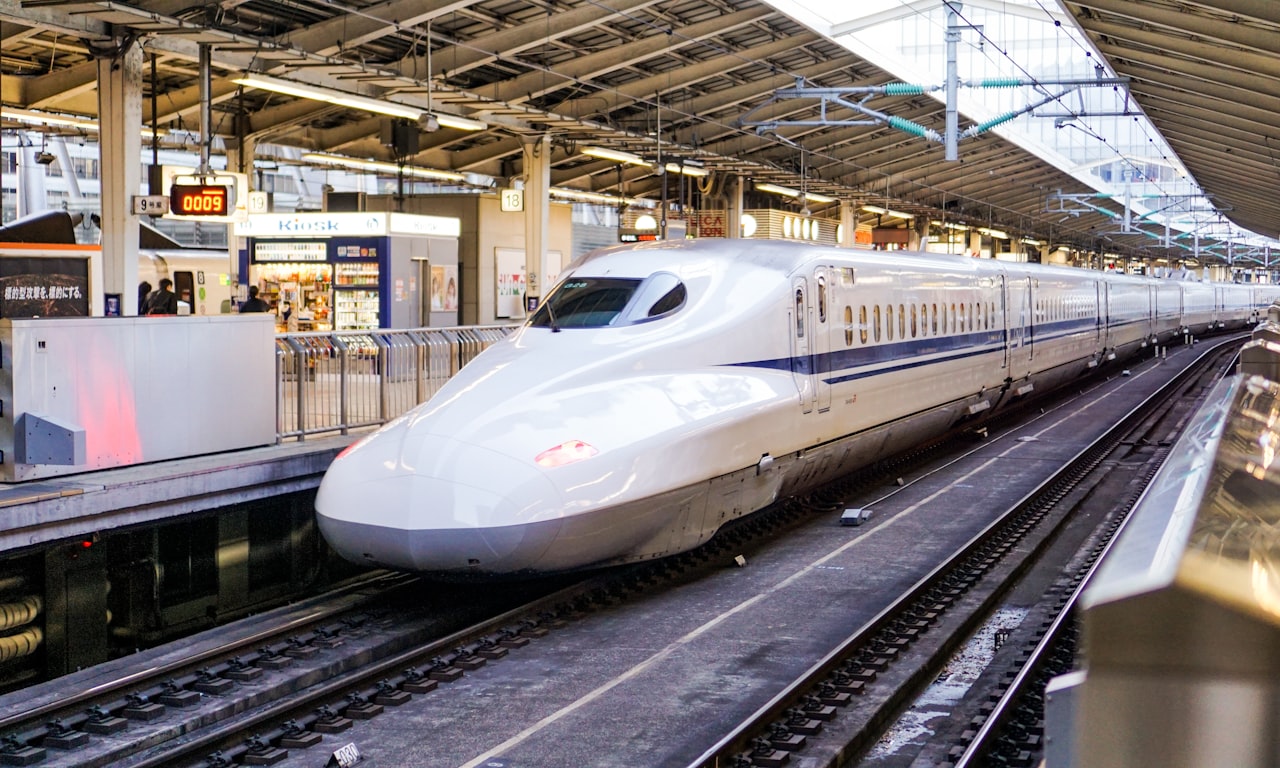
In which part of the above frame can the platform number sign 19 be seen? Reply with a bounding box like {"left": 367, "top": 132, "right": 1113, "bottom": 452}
{"left": 327, "top": 742, "right": 362, "bottom": 767}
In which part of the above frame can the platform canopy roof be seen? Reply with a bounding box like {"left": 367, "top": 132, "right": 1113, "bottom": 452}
{"left": 0, "top": 0, "right": 1276, "bottom": 263}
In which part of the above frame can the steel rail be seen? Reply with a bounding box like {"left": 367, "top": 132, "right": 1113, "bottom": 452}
{"left": 685, "top": 333, "right": 1246, "bottom": 767}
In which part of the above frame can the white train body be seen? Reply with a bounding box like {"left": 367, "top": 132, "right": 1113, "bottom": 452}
{"left": 315, "top": 240, "right": 1276, "bottom": 577}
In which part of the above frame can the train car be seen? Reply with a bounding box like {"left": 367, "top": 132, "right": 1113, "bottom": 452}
{"left": 314, "top": 239, "right": 1268, "bottom": 578}
{"left": 138, "top": 248, "right": 235, "bottom": 315}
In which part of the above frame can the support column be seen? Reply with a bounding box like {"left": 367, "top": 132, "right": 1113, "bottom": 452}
{"left": 913, "top": 215, "right": 930, "bottom": 251}
{"left": 726, "top": 175, "right": 743, "bottom": 239}
{"left": 522, "top": 134, "right": 551, "bottom": 313}
{"left": 839, "top": 201, "right": 857, "bottom": 248}
{"left": 98, "top": 41, "right": 143, "bottom": 316}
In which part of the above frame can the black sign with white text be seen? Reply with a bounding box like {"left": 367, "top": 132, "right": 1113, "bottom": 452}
{"left": 0, "top": 256, "right": 90, "bottom": 317}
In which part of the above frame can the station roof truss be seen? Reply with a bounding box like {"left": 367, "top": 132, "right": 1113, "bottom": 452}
{"left": 0, "top": 0, "right": 1276, "bottom": 264}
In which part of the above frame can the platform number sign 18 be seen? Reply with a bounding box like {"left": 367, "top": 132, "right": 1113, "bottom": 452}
{"left": 500, "top": 188, "right": 524, "bottom": 212}
{"left": 327, "top": 742, "right": 362, "bottom": 767}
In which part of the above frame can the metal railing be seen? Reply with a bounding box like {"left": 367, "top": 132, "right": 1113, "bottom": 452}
{"left": 275, "top": 325, "right": 518, "bottom": 441}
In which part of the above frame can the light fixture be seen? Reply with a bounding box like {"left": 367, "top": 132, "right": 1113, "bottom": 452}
{"left": 3, "top": 108, "right": 166, "bottom": 137}
{"left": 548, "top": 186, "right": 647, "bottom": 206}
{"left": 233, "top": 75, "right": 422, "bottom": 121}
{"left": 635, "top": 214, "right": 659, "bottom": 230}
{"left": 302, "top": 151, "right": 465, "bottom": 181}
{"left": 432, "top": 113, "right": 487, "bottom": 131}
{"left": 582, "top": 146, "right": 651, "bottom": 166}
{"left": 664, "top": 162, "right": 709, "bottom": 178}
{"left": 977, "top": 227, "right": 1010, "bottom": 239}
{"left": 861, "top": 204, "right": 914, "bottom": 220}
{"left": 756, "top": 183, "right": 836, "bottom": 204}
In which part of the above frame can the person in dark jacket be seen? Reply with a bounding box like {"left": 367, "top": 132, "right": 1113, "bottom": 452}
{"left": 145, "top": 278, "right": 178, "bottom": 315}
{"left": 239, "top": 285, "right": 271, "bottom": 313}
{"left": 137, "top": 280, "right": 152, "bottom": 316}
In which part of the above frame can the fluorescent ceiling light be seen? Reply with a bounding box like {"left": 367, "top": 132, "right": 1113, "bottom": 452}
{"left": 234, "top": 75, "right": 422, "bottom": 121}
{"left": 861, "top": 204, "right": 914, "bottom": 219}
{"left": 665, "top": 162, "right": 709, "bottom": 178}
{"left": 977, "top": 227, "right": 1009, "bottom": 239}
{"left": 433, "top": 113, "right": 487, "bottom": 131}
{"left": 4, "top": 108, "right": 165, "bottom": 137}
{"left": 756, "top": 183, "right": 836, "bottom": 204}
{"left": 582, "top": 146, "right": 650, "bottom": 166}
{"left": 302, "top": 151, "right": 464, "bottom": 181}
{"left": 549, "top": 187, "right": 654, "bottom": 207}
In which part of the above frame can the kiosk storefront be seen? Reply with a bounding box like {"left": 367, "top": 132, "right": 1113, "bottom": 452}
{"left": 234, "top": 212, "right": 461, "bottom": 331}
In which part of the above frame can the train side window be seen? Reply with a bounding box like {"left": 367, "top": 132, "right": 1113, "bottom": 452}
{"left": 950, "top": 303, "right": 957, "bottom": 333}
{"left": 856, "top": 306, "right": 866, "bottom": 344}
{"left": 898, "top": 303, "right": 906, "bottom": 339}
{"left": 978, "top": 301, "right": 984, "bottom": 330}
{"left": 959, "top": 303, "right": 966, "bottom": 332}
{"left": 873, "top": 305, "right": 881, "bottom": 342}
{"left": 795, "top": 289, "right": 805, "bottom": 338}
{"left": 932, "top": 303, "right": 938, "bottom": 335}
{"left": 844, "top": 306, "right": 854, "bottom": 346}
{"left": 886, "top": 305, "right": 894, "bottom": 341}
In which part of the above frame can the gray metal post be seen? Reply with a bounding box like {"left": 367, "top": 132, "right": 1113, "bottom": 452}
{"left": 945, "top": 2, "right": 961, "bottom": 161}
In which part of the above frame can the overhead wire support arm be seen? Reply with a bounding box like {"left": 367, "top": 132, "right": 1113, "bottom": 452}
{"left": 957, "top": 87, "right": 1078, "bottom": 139}
{"left": 736, "top": 77, "right": 946, "bottom": 140}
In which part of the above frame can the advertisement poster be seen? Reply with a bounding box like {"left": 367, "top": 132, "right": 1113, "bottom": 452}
{"left": 431, "top": 264, "right": 458, "bottom": 312}
{"left": 0, "top": 256, "right": 90, "bottom": 317}
{"left": 495, "top": 248, "right": 526, "bottom": 319}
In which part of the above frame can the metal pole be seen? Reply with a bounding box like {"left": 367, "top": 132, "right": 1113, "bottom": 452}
{"left": 199, "top": 43, "right": 212, "bottom": 176}
{"left": 945, "top": 2, "right": 961, "bottom": 161}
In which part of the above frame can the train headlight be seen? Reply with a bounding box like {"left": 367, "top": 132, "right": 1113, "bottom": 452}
{"left": 535, "top": 440, "right": 599, "bottom": 468}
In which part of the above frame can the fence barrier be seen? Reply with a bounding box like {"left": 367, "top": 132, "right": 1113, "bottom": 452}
{"left": 275, "top": 325, "right": 518, "bottom": 441}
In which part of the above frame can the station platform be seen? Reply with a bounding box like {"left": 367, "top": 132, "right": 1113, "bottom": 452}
{"left": 0, "top": 433, "right": 355, "bottom": 557}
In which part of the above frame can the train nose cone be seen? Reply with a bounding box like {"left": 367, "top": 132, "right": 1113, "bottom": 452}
{"left": 315, "top": 432, "right": 564, "bottom": 575}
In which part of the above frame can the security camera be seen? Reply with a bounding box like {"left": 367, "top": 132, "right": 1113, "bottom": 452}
{"left": 418, "top": 115, "right": 440, "bottom": 133}
{"left": 35, "top": 152, "right": 55, "bottom": 165}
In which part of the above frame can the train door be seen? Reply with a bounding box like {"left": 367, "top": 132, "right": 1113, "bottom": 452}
{"left": 813, "top": 268, "right": 832, "bottom": 413}
{"left": 173, "top": 271, "right": 196, "bottom": 314}
{"left": 1094, "top": 280, "right": 1103, "bottom": 342}
{"left": 789, "top": 277, "right": 815, "bottom": 414}
{"left": 1005, "top": 274, "right": 1033, "bottom": 376}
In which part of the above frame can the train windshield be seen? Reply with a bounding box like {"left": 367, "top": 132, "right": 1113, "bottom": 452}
{"left": 529, "top": 273, "right": 687, "bottom": 329}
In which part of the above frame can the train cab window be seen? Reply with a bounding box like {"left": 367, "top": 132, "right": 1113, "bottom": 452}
{"left": 873, "top": 305, "right": 881, "bottom": 342}
{"left": 858, "top": 306, "right": 868, "bottom": 344}
{"left": 886, "top": 305, "right": 894, "bottom": 341}
{"left": 845, "top": 306, "right": 854, "bottom": 346}
{"left": 531, "top": 275, "right": 685, "bottom": 329}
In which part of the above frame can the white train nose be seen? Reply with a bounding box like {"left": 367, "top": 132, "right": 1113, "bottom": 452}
{"left": 315, "top": 434, "right": 564, "bottom": 574}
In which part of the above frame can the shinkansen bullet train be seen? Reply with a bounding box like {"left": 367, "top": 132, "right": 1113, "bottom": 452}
{"left": 315, "top": 239, "right": 1275, "bottom": 577}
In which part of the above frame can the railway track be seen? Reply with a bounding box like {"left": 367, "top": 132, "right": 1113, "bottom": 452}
{"left": 0, "top": 335, "right": 1243, "bottom": 768}
{"left": 691, "top": 335, "right": 1243, "bottom": 768}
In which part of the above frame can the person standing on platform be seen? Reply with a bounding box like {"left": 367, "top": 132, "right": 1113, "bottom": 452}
{"left": 239, "top": 285, "right": 270, "bottom": 313}
{"left": 137, "top": 281, "right": 152, "bottom": 316}
{"left": 145, "top": 278, "right": 178, "bottom": 315}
